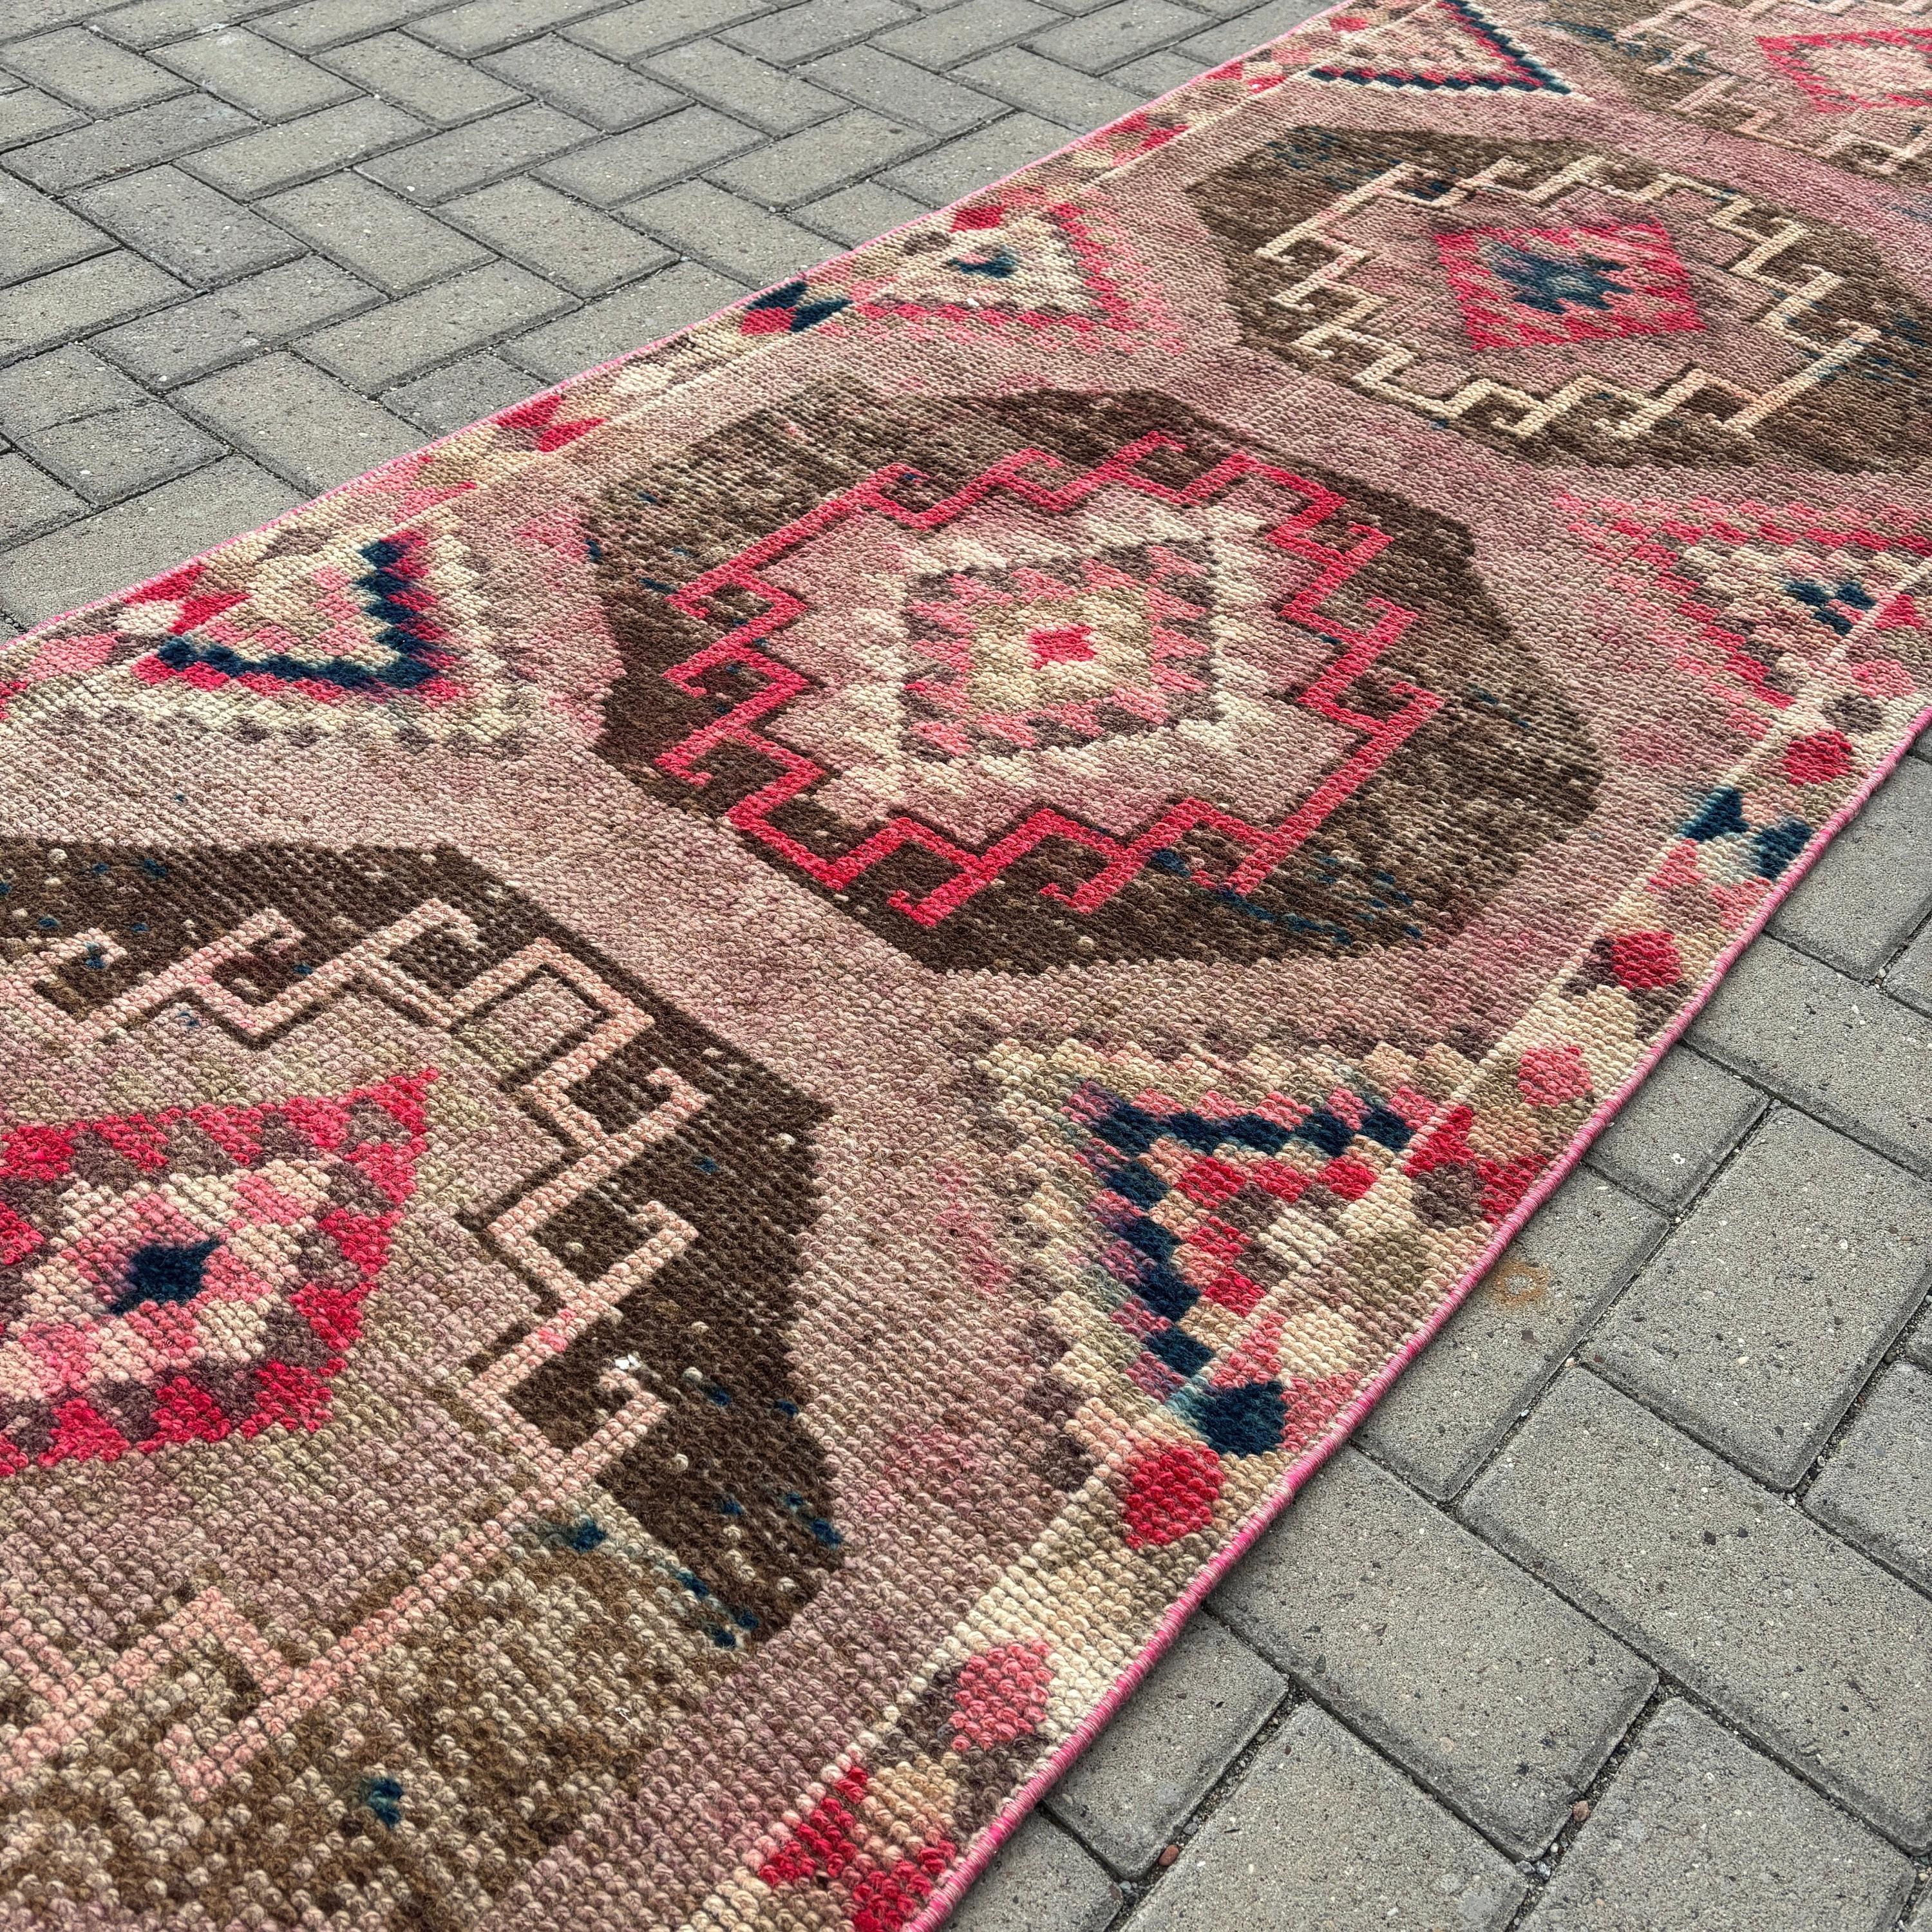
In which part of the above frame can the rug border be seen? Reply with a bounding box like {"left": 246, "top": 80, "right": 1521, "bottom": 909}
{"left": 6, "top": 23, "right": 1927, "bottom": 1930}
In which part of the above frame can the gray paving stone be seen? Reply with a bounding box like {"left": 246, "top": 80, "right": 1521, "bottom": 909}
{"left": 1045, "top": 1616, "right": 1283, "bottom": 1875}
{"left": 1463, "top": 1369, "right": 1932, "bottom": 1848}
{"left": 0, "top": 448, "right": 82, "bottom": 543}
{"left": 1523, "top": 1700, "right": 1912, "bottom": 1932}
{"left": 1216, "top": 1448, "right": 1654, "bottom": 1856}
{"left": 641, "top": 39, "right": 844, "bottom": 135}
{"left": 91, "top": 0, "right": 285, "bottom": 50}
{"left": 1591, "top": 1107, "right": 1932, "bottom": 1489}
{"left": 875, "top": 0, "right": 1059, "bottom": 67}
{"left": 500, "top": 262, "right": 744, "bottom": 379}
{"left": 0, "top": 454, "right": 299, "bottom": 626}
{"left": 6, "top": 90, "right": 254, "bottom": 191}
{"left": 0, "top": 249, "right": 182, "bottom": 363}
{"left": 562, "top": 0, "right": 773, "bottom": 63}
{"left": 1130, "top": 1702, "right": 1527, "bottom": 1932}
{"left": 535, "top": 106, "right": 758, "bottom": 207}
{"left": 10, "top": 396, "right": 220, "bottom": 502}
{"left": 1179, "top": 0, "right": 1332, "bottom": 59}
{"left": 955, "top": 46, "right": 1147, "bottom": 124}
{"left": 72, "top": 163, "right": 301, "bottom": 285}
{"left": 1770, "top": 759, "right": 1932, "bottom": 979}
{"left": 949, "top": 1814, "right": 1119, "bottom": 1932}
{"left": 152, "top": 26, "right": 357, "bottom": 119}
{"left": 0, "top": 27, "right": 185, "bottom": 111}
{"left": 0, "top": 85, "right": 86, "bottom": 148}
{"left": 253, "top": 0, "right": 455, "bottom": 50}
{"left": 725, "top": 0, "right": 916, "bottom": 65}
{"left": 298, "top": 258, "right": 573, "bottom": 389}
{"left": 181, "top": 97, "right": 424, "bottom": 197}
{"left": 176, "top": 348, "right": 422, "bottom": 492}
{"left": 320, "top": 30, "right": 524, "bottom": 126}
{"left": 623, "top": 179, "right": 826, "bottom": 287}
{"left": 410, "top": 0, "right": 611, "bottom": 59}
{"left": 1893, "top": 916, "right": 1932, "bottom": 1019}
{"left": 358, "top": 101, "right": 595, "bottom": 201}
{"left": 1584, "top": 1045, "right": 1765, "bottom": 1213}
{"left": 0, "top": 176, "right": 109, "bottom": 284}
{"left": 446, "top": 176, "right": 670, "bottom": 297}
{"left": 800, "top": 45, "right": 1003, "bottom": 134}
{"left": 880, "top": 109, "right": 1072, "bottom": 204}
{"left": 795, "top": 179, "right": 935, "bottom": 244}
{"left": 1807, "top": 1363, "right": 1932, "bottom": 1594}
{"left": 479, "top": 35, "right": 681, "bottom": 131}
{"left": 0, "top": 0, "right": 99, "bottom": 39}
{"left": 1689, "top": 938, "right": 1932, "bottom": 1180}
{"left": 0, "top": 342, "right": 144, "bottom": 430}
{"left": 259, "top": 171, "right": 489, "bottom": 294}
{"left": 1108, "top": 48, "right": 1210, "bottom": 94}
{"left": 91, "top": 254, "right": 375, "bottom": 384}
{"left": 1028, "top": 0, "right": 1204, "bottom": 71}
{"left": 707, "top": 107, "right": 929, "bottom": 208}
{"left": 381, "top": 348, "right": 538, "bottom": 433}
{"left": 1356, "top": 1171, "right": 1665, "bottom": 1501}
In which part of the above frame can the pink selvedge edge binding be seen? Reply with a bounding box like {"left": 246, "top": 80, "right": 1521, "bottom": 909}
{"left": 4, "top": 17, "right": 1926, "bottom": 1930}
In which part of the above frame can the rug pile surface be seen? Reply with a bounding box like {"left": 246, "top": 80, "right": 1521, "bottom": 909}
{"left": 0, "top": 5, "right": 1928, "bottom": 1926}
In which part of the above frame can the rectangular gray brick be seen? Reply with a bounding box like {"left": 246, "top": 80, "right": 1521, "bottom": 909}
{"left": 0, "top": 249, "right": 183, "bottom": 363}
{"left": 0, "top": 449, "right": 82, "bottom": 544}
{"left": 319, "top": 30, "right": 526, "bottom": 126}
{"left": 950, "top": 1815, "right": 1118, "bottom": 1932}
{"left": 706, "top": 108, "right": 929, "bottom": 208}
{"left": 1027, "top": 0, "right": 1203, "bottom": 71}
{"left": 1591, "top": 1106, "right": 1932, "bottom": 1489}
{"left": 1045, "top": 1617, "right": 1283, "bottom": 1875}
{"left": 92, "top": 254, "right": 377, "bottom": 384}
{"left": 253, "top": 0, "right": 454, "bottom": 50}
{"left": 640, "top": 39, "right": 845, "bottom": 135}
{"left": 1893, "top": 915, "right": 1932, "bottom": 1018}
{"left": 477, "top": 35, "right": 679, "bottom": 131}
{"left": 880, "top": 109, "right": 1068, "bottom": 204}
{"left": 1806, "top": 1363, "right": 1932, "bottom": 1593}
{"left": 796, "top": 180, "right": 936, "bottom": 243}
{"left": 357, "top": 101, "right": 594, "bottom": 201}
{"left": 1355, "top": 1170, "right": 1664, "bottom": 1501}
{"left": 445, "top": 176, "right": 670, "bottom": 297}
{"left": 800, "top": 45, "right": 1002, "bottom": 134}
{"left": 153, "top": 27, "right": 358, "bottom": 119}
{"left": 562, "top": 0, "right": 772, "bottom": 63}
{"left": 1132, "top": 1702, "right": 1526, "bottom": 1932}
{"left": 380, "top": 348, "right": 538, "bottom": 434}
{"left": 0, "top": 176, "right": 110, "bottom": 285}
{"left": 260, "top": 171, "right": 489, "bottom": 294}
{"left": 723, "top": 0, "right": 916, "bottom": 65}
{"left": 299, "top": 260, "right": 573, "bottom": 389}
{"left": 0, "top": 0, "right": 101, "bottom": 37}
{"left": 0, "top": 342, "right": 145, "bottom": 430}
{"left": 91, "top": 0, "right": 285, "bottom": 50}
{"left": 0, "top": 455, "right": 299, "bottom": 627}
{"left": 1689, "top": 937, "right": 1932, "bottom": 1179}
{"left": 6, "top": 91, "right": 255, "bottom": 191}
{"left": 1463, "top": 1368, "right": 1932, "bottom": 1847}
{"left": 623, "top": 180, "right": 824, "bottom": 286}
{"left": 9, "top": 396, "right": 219, "bottom": 502}
{"left": 1109, "top": 48, "right": 1210, "bottom": 95}
{"left": 410, "top": 0, "right": 610, "bottom": 59}
{"left": 535, "top": 106, "right": 757, "bottom": 207}
{"left": 500, "top": 261, "right": 744, "bottom": 381}
{"left": 1583, "top": 1044, "right": 1765, "bottom": 1212}
{"left": 177, "top": 348, "right": 422, "bottom": 492}
{"left": 873, "top": 0, "right": 1058, "bottom": 67}
{"left": 1179, "top": 0, "right": 1334, "bottom": 60}
{"left": 955, "top": 45, "right": 1146, "bottom": 124}
{"left": 1217, "top": 1448, "right": 1654, "bottom": 1855}
{"left": 73, "top": 163, "right": 302, "bottom": 286}
{"left": 1524, "top": 1700, "right": 1912, "bottom": 1932}
{"left": 1770, "top": 757, "right": 1932, "bottom": 978}
{"left": 0, "top": 27, "right": 186, "bottom": 111}
{"left": 180, "top": 97, "right": 424, "bottom": 197}
{"left": 0, "top": 86, "right": 86, "bottom": 149}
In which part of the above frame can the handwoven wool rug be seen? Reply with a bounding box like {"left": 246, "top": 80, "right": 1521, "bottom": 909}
{"left": 1, "top": 4, "right": 1929, "bottom": 1924}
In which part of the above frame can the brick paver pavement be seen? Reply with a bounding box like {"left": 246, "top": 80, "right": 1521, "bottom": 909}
{"left": 2, "top": 3, "right": 1930, "bottom": 1926}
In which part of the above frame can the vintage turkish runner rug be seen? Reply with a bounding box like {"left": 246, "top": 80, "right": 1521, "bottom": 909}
{"left": 0, "top": 5, "right": 1929, "bottom": 1926}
